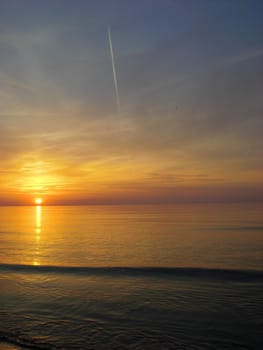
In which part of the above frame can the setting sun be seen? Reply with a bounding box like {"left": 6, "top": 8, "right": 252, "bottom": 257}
{"left": 35, "top": 198, "right": 43, "bottom": 205}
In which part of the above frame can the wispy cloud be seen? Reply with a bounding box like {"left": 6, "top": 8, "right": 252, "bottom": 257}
{"left": 0, "top": 0, "right": 263, "bottom": 204}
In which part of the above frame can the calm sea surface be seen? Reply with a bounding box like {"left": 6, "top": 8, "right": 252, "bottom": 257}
{"left": 0, "top": 204, "right": 262, "bottom": 349}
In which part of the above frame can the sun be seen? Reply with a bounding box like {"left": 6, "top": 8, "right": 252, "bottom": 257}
{"left": 35, "top": 198, "right": 43, "bottom": 205}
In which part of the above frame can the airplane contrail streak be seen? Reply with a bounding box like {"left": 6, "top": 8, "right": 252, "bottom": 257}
{"left": 108, "top": 26, "right": 120, "bottom": 114}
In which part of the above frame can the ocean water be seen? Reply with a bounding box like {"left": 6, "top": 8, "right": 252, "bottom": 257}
{"left": 0, "top": 204, "right": 262, "bottom": 349}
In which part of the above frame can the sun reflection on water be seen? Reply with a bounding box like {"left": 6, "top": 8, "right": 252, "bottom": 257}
{"left": 34, "top": 205, "right": 42, "bottom": 266}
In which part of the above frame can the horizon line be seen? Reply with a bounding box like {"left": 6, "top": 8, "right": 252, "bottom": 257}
{"left": 0, "top": 199, "right": 263, "bottom": 207}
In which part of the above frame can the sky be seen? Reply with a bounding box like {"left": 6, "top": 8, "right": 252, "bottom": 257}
{"left": 0, "top": 0, "right": 263, "bottom": 205}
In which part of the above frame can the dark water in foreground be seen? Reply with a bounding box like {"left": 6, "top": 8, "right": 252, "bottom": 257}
{"left": 0, "top": 204, "right": 262, "bottom": 349}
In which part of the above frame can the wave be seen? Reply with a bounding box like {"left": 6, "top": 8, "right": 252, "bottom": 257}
{"left": 214, "top": 226, "right": 263, "bottom": 231}
{"left": 0, "top": 330, "right": 55, "bottom": 349}
{"left": 0, "top": 263, "right": 262, "bottom": 281}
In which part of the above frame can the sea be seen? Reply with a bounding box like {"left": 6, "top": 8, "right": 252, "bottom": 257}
{"left": 0, "top": 203, "right": 262, "bottom": 349}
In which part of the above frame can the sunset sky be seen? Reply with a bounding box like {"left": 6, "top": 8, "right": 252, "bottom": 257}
{"left": 0, "top": 0, "right": 262, "bottom": 205}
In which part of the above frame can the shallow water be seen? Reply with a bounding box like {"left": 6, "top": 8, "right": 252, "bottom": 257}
{"left": 0, "top": 204, "right": 262, "bottom": 349}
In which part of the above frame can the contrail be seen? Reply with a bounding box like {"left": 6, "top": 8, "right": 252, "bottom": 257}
{"left": 108, "top": 26, "right": 120, "bottom": 114}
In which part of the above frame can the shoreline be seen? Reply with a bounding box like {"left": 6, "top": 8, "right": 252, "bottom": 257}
{"left": 0, "top": 342, "right": 24, "bottom": 350}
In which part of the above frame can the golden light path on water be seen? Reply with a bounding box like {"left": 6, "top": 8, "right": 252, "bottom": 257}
{"left": 34, "top": 205, "right": 42, "bottom": 266}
